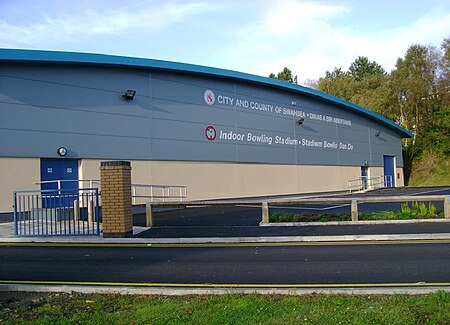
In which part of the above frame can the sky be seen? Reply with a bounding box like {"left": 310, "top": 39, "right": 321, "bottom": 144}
{"left": 1, "top": 0, "right": 449, "bottom": 85}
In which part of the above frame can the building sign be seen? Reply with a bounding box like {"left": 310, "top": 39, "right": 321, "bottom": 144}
{"left": 203, "top": 89, "right": 351, "bottom": 127}
{"left": 210, "top": 127, "right": 354, "bottom": 151}
{"left": 203, "top": 89, "right": 354, "bottom": 151}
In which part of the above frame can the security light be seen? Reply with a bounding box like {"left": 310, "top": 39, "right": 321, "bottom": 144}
{"left": 375, "top": 131, "right": 381, "bottom": 137}
{"left": 297, "top": 118, "right": 305, "bottom": 125}
{"left": 123, "top": 89, "right": 136, "bottom": 101}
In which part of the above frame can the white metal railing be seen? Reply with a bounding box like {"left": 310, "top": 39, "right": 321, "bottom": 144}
{"left": 131, "top": 184, "right": 187, "bottom": 204}
{"left": 348, "top": 175, "right": 393, "bottom": 193}
{"left": 35, "top": 179, "right": 100, "bottom": 190}
{"left": 34, "top": 180, "right": 187, "bottom": 204}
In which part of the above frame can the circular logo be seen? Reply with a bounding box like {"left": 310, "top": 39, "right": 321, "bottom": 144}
{"left": 205, "top": 125, "right": 216, "bottom": 141}
{"left": 204, "top": 89, "right": 215, "bottom": 105}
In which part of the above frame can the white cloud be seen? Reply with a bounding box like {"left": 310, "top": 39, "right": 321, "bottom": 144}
{"left": 0, "top": 1, "right": 212, "bottom": 47}
{"left": 1, "top": 0, "right": 448, "bottom": 88}
{"left": 227, "top": 2, "right": 450, "bottom": 85}
{"left": 262, "top": 0, "right": 349, "bottom": 36}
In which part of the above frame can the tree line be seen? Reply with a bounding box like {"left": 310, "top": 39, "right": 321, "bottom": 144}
{"left": 269, "top": 37, "right": 449, "bottom": 184}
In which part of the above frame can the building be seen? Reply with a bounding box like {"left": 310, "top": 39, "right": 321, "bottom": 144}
{"left": 0, "top": 49, "right": 412, "bottom": 213}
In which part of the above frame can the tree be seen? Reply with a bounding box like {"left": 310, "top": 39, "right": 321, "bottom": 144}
{"left": 303, "top": 78, "right": 319, "bottom": 89}
{"left": 325, "top": 67, "right": 345, "bottom": 81}
{"left": 348, "top": 56, "right": 385, "bottom": 81}
{"left": 269, "top": 67, "right": 298, "bottom": 84}
{"left": 314, "top": 38, "right": 449, "bottom": 185}
{"left": 427, "top": 37, "right": 450, "bottom": 158}
{"left": 317, "top": 58, "right": 387, "bottom": 111}
{"left": 388, "top": 44, "right": 441, "bottom": 184}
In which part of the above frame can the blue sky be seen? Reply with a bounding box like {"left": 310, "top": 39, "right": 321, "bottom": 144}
{"left": 1, "top": 0, "right": 449, "bottom": 84}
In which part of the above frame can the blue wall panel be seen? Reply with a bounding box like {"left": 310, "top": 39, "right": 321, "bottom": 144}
{"left": 0, "top": 62, "right": 406, "bottom": 167}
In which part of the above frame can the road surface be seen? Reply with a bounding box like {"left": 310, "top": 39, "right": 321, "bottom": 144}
{"left": 0, "top": 241, "right": 449, "bottom": 287}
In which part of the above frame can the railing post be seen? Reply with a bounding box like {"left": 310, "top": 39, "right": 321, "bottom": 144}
{"left": 146, "top": 202, "right": 153, "bottom": 227}
{"left": 261, "top": 201, "right": 269, "bottom": 224}
{"left": 13, "top": 192, "right": 18, "bottom": 237}
{"left": 88, "top": 198, "right": 94, "bottom": 224}
{"left": 73, "top": 199, "right": 79, "bottom": 221}
{"left": 351, "top": 199, "right": 358, "bottom": 221}
{"left": 445, "top": 196, "right": 450, "bottom": 219}
{"left": 132, "top": 185, "right": 136, "bottom": 205}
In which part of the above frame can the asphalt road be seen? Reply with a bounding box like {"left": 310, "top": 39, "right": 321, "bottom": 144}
{"left": 128, "top": 186, "right": 450, "bottom": 240}
{"left": 0, "top": 242, "right": 449, "bottom": 286}
{"left": 136, "top": 220, "right": 450, "bottom": 238}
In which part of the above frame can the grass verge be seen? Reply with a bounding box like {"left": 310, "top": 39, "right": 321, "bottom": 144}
{"left": 409, "top": 155, "right": 450, "bottom": 186}
{"left": 0, "top": 291, "right": 449, "bottom": 325}
{"left": 269, "top": 209, "right": 444, "bottom": 223}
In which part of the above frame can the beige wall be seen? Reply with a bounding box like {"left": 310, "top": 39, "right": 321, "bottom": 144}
{"left": 0, "top": 157, "right": 405, "bottom": 213}
{"left": 0, "top": 158, "right": 40, "bottom": 213}
{"left": 80, "top": 159, "right": 360, "bottom": 202}
{"left": 369, "top": 166, "right": 405, "bottom": 187}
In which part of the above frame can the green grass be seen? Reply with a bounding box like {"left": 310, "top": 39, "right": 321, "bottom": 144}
{"left": 0, "top": 291, "right": 449, "bottom": 324}
{"left": 270, "top": 211, "right": 351, "bottom": 222}
{"left": 409, "top": 155, "right": 450, "bottom": 186}
{"left": 270, "top": 208, "right": 443, "bottom": 223}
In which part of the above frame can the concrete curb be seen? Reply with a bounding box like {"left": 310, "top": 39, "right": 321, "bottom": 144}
{"left": 261, "top": 218, "right": 450, "bottom": 227}
{"left": 1, "top": 233, "right": 450, "bottom": 245}
{"left": 0, "top": 283, "right": 448, "bottom": 296}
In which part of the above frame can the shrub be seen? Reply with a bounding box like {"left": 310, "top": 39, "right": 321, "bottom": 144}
{"left": 418, "top": 202, "right": 428, "bottom": 218}
{"left": 401, "top": 202, "right": 411, "bottom": 217}
{"left": 428, "top": 202, "right": 437, "bottom": 217}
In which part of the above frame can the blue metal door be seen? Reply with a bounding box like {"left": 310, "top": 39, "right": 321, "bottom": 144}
{"left": 383, "top": 156, "right": 395, "bottom": 188}
{"left": 41, "top": 159, "right": 79, "bottom": 207}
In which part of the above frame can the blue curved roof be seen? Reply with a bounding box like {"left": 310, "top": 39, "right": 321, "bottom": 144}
{"left": 0, "top": 48, "right": 412, "bottom": 138}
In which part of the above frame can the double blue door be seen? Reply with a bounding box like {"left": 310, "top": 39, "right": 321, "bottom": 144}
{"left": 40, "top": 158, "right": 79, "bottom": 207}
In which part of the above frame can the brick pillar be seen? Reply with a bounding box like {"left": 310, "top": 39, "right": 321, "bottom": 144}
{"left": 100, "top": 161, "right": 133, "bottom": 238}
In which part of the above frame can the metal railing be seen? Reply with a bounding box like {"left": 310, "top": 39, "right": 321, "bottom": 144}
{"left": 348, "top": 175, "right": 392, "bottom": 193}
{"left": 131, "top": 184, "right": 187, "bottom": 204}
{"left": 34, "top": 180, "right": 187, "bottom": 204}
{"left": 13, "top": 188, "right": 100, "bottom": 237}
{"left": 144, "top": 194, "right": 450, "bottom": 227}
{"left": 35, "top": 179, "right": 101, "bottom": 191}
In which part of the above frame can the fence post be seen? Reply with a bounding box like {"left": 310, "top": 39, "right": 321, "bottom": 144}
{"left": 261, "top": 201, "right": 269, "bottom": 224}
{"left": 146, "top": 202, "right": 153, "bottom": 227}
{"left": 351, "top": 199, "right": 358, "bottom": 221}
{"left": 445, "top": 196, "right": 450, "bottom": 219}
{"left": 88, "top": 199, "right": 94, "bottom": 224}
{"left": 100, "top": 161, "right": 133, "bottom": 238}
{"left": 73, "top": 199, "right": 79, "bottom": 221}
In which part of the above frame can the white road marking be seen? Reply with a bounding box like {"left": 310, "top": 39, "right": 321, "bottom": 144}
{"left": 238, "top": 204, "right": 350, "bottom": 211}
{"left": 410, "top": 188, "right": 450, "bottom": 196}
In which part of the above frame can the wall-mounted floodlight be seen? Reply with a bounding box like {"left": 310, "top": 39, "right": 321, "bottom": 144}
{"left": 364, "top": 160, "right": 368, "bottom": 166}
{"left": 291, "top": 101, "right": 297, "bottom": 106}
{"left": 375, "top": 131, "right": 381, "bottom": 137}
{"left": 123, "top": 89, "right": 136, "bottom": 101}
{"left": 297, "top": 118, "right": 305, "bottom": 125}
